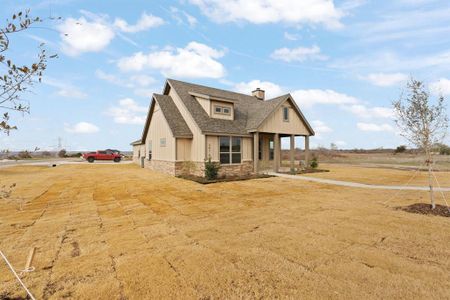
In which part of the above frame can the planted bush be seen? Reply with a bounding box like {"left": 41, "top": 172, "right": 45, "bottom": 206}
{"left": 310, "top": 156, "right": 318, "bottom": 169}
{"left": 204, "top": 157, "right": 219, "bottom": 180}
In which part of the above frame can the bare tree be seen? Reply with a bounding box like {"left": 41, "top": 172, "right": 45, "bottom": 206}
{"left": 0, "top": 10, "right": 57, "bottom": 134}
{"left": 393, "top": 78, "right": 449, "bottom": 209}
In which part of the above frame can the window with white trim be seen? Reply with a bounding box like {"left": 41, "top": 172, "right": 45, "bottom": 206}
{"left": 219, "top": 136, "right": 241, "bottom": 164}
{"left": 214, "top": 105, "right": 231, "bottom": 115}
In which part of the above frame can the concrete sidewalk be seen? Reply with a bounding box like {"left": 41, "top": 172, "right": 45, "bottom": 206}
{"left": 269, "top": 172, "right": 450, "bottom": 192}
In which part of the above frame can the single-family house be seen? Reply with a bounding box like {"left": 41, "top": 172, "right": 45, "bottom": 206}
{"left": 131, "top": 79, "right": 314, "bottom": 177}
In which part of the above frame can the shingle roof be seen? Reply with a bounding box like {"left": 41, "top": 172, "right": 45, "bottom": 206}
{"left": 154, "top": 94, "right": 193, "bottom": 138}
{"left": 166, "top": 79, "right": 313, "bottom": 135}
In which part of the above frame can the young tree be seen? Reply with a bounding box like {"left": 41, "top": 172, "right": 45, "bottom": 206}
{"left": 393, "top": 78, "right": 449, "bottom": 209}
{"left": 0, "top": 10, "right": 57, "bottom": 134}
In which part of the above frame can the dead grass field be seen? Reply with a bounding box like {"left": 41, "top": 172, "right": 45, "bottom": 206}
{"left": 0, "top": 164, "right": 449, "bottom": 299}
{"left": 304, "top": 163, "right": 450, "bottom": 187}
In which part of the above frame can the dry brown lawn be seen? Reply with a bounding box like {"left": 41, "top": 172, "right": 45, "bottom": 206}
{"left": 304, "top": 163, "right": 450, "bottom": 186}
{"left": 0, "top": 164, "right": 449, "bottom": 299}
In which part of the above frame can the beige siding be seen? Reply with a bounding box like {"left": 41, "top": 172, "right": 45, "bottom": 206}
{"left": 211, "top": 100, "right": 234, "bottom": 120}
{"left": 242, "top": 137, "right": 252, "bottom": 161}
{"left": 133, "top": 144, "right": 145, "bottom": 159}
{"left": 146, "top": 102, "right": 175, "bottom": 161}
{"left": 205, "top": 136, "right": 219, "bottom": 161}
{"left": 169, "top": 87, "right": 205, "bottom": 162}
{"left": 196, "top": 97, "right": 211, "bottom": 116}
{"left": 176, "top": 138, "right": 192, "bottom": 161}
{"left": 258, "top": 100, "right": 310, "bottom": 135}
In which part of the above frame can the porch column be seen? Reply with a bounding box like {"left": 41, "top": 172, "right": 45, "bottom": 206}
{"left": 290, "top": 134, "right": 295, "bottom": 171}
{"left": 274, "top": 133, "right": 280, "bottom": 172}
{"left": 304, "top": 135, "right": 310, "bottom": 168}
{"left": 253, "top": 132, "right": 259, "bottom": 173}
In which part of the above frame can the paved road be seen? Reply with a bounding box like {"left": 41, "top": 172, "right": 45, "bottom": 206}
{"left": 269, "top": 172, "right": 450, "bottom": 192}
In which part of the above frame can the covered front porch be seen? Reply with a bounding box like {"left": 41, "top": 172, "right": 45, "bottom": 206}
{"left": 252, "top": 132, "right": 310, "bottom": 173}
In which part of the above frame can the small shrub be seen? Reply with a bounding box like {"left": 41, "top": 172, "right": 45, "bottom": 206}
{"left": 394, "top": 145, "right": 407, "bottom": 154}
{"left": 42, "top": 151, "right": 52, "bottom": 157}
{"left": 204, "top": 157, "right": 219, "bottom": 180}
{"left": 310, "top": 156, "right": 318, "bottom": 169}
{"left": 18, "top": 151, "right": 32, "bottom": 159}
{"left": 58, "top": 149, "right": 67, "bottom": 158}
{"left": 437, "top": 144, "right": 450, "bottom": 155}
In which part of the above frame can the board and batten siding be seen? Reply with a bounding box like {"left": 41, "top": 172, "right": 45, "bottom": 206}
{"left": 258, "top": 100, "right": 310, "bottom": 135}
{"left": 146, "top": 102, "right": 175, "bottom": 161}
{"left": 196, "top": 96, "right": 210, "bottom": 116}
{"left": 205, "top": 135, "right": 253, "bottom": 163}
{"left": 168, "top": 87, "right": 205, "bottom": 162}
{"left": 176, "top": 138, "right": 192, "bottom": 161}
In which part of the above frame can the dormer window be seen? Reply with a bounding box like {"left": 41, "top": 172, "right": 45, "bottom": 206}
{"left": 214, "top": 105, "right": 231, "bottom": 115}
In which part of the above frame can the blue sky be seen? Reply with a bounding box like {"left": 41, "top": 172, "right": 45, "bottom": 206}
{"left": 1, "top": 0, "right": 450, "bottom": 151}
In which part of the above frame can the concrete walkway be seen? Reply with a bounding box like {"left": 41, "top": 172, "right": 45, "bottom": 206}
{"left": 268, "top": 172, "right": 450, "bottom": 192}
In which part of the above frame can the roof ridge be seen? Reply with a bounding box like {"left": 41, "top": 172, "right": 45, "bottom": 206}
{"left": 167, "top": 78, "right": 259, "bottom": 99}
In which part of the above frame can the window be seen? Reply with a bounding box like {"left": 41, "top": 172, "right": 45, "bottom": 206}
{"left": 283, "top": 107, "right": 289, "bottom": 122}
{"left": 219, "top": 136, "right": 241, "bottom": 164}
{"left": 269, "top": 138, "right": 274, "bottom": 160}
{"left": 214, "top": 105, "right": 231, "bottom": 115}
{"left": 160, "top": 138, "right": 166, "bottom": 147}
{"left": 99, "top": 151, "right": 106, "bottom": 154}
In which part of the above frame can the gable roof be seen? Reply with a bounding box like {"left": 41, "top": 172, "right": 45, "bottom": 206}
{"left": 141, "top": 94, "right": 193, "bottom": 142}
{"left": 165, "top": 79, "right": 314, "bottom": 136}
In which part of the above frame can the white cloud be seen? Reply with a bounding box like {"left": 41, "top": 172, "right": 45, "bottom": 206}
{"left": 363, "top": 72, "right": 408, "bottom": 87}
{"left": 234, "top": 80, "right": 285, "bottom": 99}
{"left": 430, "top": 78, "right": 450, "bottom": 96}
{"left": 292, "top": 89, "right": 359, "bottom": 108}
{"left": 43, "top": 77, "right": 87, "bottom": 99}
{"left": 357, "top": 122, "right": 394, "bottom": 132}
{"left": 105, "top": 98, "right": 147, "bottom": 125}
{"left": 64, "top": 122, "right": 99, "bottom": 134}
{"left": 344, "top": 104, "right": 394, "bottom": 119}
{"left": 184, "top": 13, "right": 198, "bottom": 27}
{"left": 57, "top": 16, "right": 115, "bottom": 56}
{"left": 56, "top": 87, "right": 87, "bottom": 99}
{"left": 283, "top": 32, "right": 299, "bottom": 41}
{"left": 96, "top": 70, "right": 157, "bottom": 93}
{"left": 114, "top": 12, "right": 164, "bottom": 33}
{"left": 117, "top": 42, "right": 226, "bottom": 79}
{"left": 189, "top": 0, "right": 343, "bottom": 29}
{"left": 271, "top": 45, "right": 328, "bottom": 62}
{"left": 312, "top": 120, "right": 333, "bottom": 136}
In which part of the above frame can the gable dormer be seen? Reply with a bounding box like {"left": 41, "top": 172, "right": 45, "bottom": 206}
{"left": 189, "top": 91, "right": 235, "bottom": 120}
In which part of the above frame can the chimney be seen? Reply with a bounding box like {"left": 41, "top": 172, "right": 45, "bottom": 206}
{"left": 252, "top": 88, "right": 265, "bottom": 100}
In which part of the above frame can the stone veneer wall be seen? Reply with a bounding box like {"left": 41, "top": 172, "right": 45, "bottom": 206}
{"left": 143, "top": 159, "right": 254, "bottom": 177}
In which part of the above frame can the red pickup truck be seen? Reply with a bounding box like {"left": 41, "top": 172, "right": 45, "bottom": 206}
{"left": 82, "top": 150, "right": 122, "bottom": 163}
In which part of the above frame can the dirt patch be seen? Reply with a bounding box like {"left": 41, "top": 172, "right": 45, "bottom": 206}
{"left": 71, "top": 241, "right": 80, "bottom": 257}
{"left": 177, "top": 173, "right": 274, "bottom": 184}
{"left": 397, "top": 203, "right": 450, "bottom": 217}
